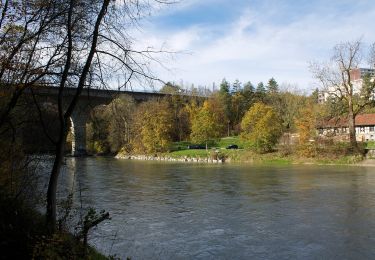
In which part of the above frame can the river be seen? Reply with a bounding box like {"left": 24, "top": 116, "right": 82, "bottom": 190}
{"left": 56, "top": 157, "right": 375, "bottom": 259}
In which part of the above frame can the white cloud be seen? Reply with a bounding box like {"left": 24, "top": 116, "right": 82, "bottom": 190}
{"left": 131, "top": 1, "right": 375, "bottom": 91}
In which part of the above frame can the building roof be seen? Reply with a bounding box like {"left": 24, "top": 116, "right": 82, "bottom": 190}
{"left": 355, "top": 114, "right": 375, "bottom": 126}
{"left": 317, "top": 113, "right": 375, "bottom": 128}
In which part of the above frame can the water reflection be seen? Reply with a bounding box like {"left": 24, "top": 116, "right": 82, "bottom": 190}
{"left": 58, "top": 158, "right": 375, "bottom": 259}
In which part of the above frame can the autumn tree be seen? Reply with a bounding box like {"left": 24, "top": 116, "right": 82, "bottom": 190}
{"left": 296, "top": 103, "right": 317, "bottom": 144}
{"left": 310, "top": 40, "right": 375, "bottom": 153}
{"left": 190, "top": 98, "right": 226, "bottom": 148}
{"left": 295, "top": 102, "right": 318, "bottom": 157}
{"left": 0, "top": 0, "right": 174, "bottom": 234}
{"left": 87, "top": 105, "right": 110, "bottom": 154}
{"left": 39, "top": 0, "right": 172, "bottom": 231}
{"left": 277, "top": 89, "right": 307, "bottom": 131}
{"left": 241, "top": 102, "right": 282, "bottom": 153}
{"left": 131, "top": 99, "right": 174, "bottom": 154}
{"left": 163, "top": 89, "right": 192, "bottom": 142}
{"left": 87, "top": 95, "right": 136, "bottom": 154}
{"left": 107, "top": 96, "right": 136, "bottom": 153}
{"left": 231, "top": 90, "right": 246, "bottom": 133}
{"left": 160, "top": 82, "right": 182, "bottom": 94}
{"left": 0, "top": 0, "right": 65, "bottom": 129}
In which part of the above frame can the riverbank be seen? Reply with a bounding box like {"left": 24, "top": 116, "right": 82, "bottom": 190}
{"left": 115, "top": 153, "right": 225, "bottom": 163}
{"left": 115, "top": 149, "right": 366, "bottom": 166}
{"left": 0, "top": 194, "right": 110, "bottom": 259}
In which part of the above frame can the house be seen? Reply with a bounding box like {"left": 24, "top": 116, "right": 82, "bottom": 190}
{"left": 317, "top": 113, "right": 375, "bottom": 142}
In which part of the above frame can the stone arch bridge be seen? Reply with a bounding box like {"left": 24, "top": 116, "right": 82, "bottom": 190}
{"left": 30, "top": 86, "right": 169, "bottom": 156}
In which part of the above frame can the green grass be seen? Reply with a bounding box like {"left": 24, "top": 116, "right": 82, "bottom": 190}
{"left": 259, "top": 157, "right": 293, "bottom": 165}
{"left": 216, "top": 136, "right": 246, "bottom": 148}
{"left": 163, "top": 137, "right": 365, "bottom": 165}
{"left": 168, "top": 141, "right": 192, "bottom": 151}
{"left": 168, "top": 136, "right": 247, "bottom": 152}
{"left": 365, "top": 141, "right": 375, "bottom": 149}
{"left": 168, "top": 149, "right": 211, "bottom": 158}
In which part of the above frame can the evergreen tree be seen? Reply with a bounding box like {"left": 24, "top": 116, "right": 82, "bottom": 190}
{"left": 255, "top": 82, "right": 266, "bottom": 102}
{"left": 219, "top": 78, "right": 233, "bottom": 135}
{"left": 243, "top": 81, "right": 255, "bottom": 94}
{"left": 219, "top": 78, "right": 230, "bottom": 94}
{"left": 231, "top": 79, "right": 242, "bottom": 93}
{"left": 267, "top": 77, "right": 279, "bottom": 93}
{"left": 242, "top": 81, "right": 255, "bottom": 115}
{"left": 256, "top": 82, "right": 266, "bottom": 93}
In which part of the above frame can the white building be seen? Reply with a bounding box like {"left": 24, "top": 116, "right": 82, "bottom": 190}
{"left": 317, "top": 67, "right": 375, "bottom": 104}
{"left": 318, "top": 113, "right": 375, "bottom": 142}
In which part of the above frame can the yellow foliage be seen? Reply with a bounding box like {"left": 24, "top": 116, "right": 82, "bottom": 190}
{"left": 190, "top": 97, "right": 226, "bottom": 144}
{"left": 131, "top": 99, "right": 173, "bottom": 154}
{"left": 240, "top": 102, "right": 282, "bottom": 153}
{"left": 295, "top": 103, "right": 316, "bottom": 144}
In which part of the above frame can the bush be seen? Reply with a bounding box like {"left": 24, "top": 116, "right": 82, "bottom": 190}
{"left": 297, "top": 143, "right": 318, "bottom": 158}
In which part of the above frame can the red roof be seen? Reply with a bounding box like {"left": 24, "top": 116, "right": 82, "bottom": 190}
{"left": 355, "top": 114, "right": 375, "bottom": 126}
{"left": 318, "top": 113, "right": 375, "bottom": 128}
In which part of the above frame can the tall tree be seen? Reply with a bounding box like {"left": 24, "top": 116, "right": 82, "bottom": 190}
{"left": 44, "top": 0, "right": 171, "bottom": 231}
{"left": 107, "top": 95, "right": 136, "bottom": 153}
{"left": 219, "top": 78, "right": 232, "bottom": 135}
{"left": 310, "top": 40, "right": 375, "bottom": 152}
{"left": 0, "top": 0, "right": 67, "bottom": 130}
{"left": 296, "top": 102, "right": 317, "bottom": 144}
{"left": 190, "top": 99, "right": 225, "bottom": 148}
{"left": 267, "top": 77, "right": 279, "bottom": 94}
{"left": 231, "top": 79, "right": 241, "bottom": 93}
{"left": 242, "top": 81, "right": 255, "bottom": 112}
{"left": 0, "top": 0, "right": 174, "bottom": 233}
{"left": 132, "top": 99, "right": 173, "bottom": 153}
{"left": 46, "top": 0, "right": 111, "bottom": 231}
{"left": 255, "top": 82, "right": 266, "bottom": 102}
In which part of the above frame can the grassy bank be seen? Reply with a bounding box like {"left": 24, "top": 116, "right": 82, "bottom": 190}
{"left": 165, "top": 148, "right": 363, "bottom": 165}
{"left": 157, "top": 137, "right": 365, "bottom": 165}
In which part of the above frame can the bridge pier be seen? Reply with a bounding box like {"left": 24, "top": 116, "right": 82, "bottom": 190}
{"left": 70, "top": 111, "right": 88, "bottom": 156}
{"left": 29, "top": 86, "right": 171, "bottom": 157}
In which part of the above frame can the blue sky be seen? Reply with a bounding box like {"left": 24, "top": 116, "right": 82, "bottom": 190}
{"left": 134, "top": 0, "right": 375, "bottom": 92}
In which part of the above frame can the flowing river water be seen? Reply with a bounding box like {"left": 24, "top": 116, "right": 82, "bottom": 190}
{"left": 55, "top": 157, "right": 375, "bottom": 259}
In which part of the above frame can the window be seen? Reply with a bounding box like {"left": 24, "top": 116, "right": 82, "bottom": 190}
{"left": 360, "top": 127, "right": 365, "bottom": 132}
{"left": 370, "top": 126, "right": 374, "bottom": 132}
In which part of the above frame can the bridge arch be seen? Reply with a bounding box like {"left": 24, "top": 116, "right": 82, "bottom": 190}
{"left": 26, "top": 86, "right": 171, "bottom": 156}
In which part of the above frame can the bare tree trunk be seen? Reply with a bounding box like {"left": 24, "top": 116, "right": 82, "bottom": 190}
{"left": 46, "top": 130, "right": 67, "bottom": 231}
{"left": 45, "top": 0, "right": 110, "bottom": 232}
{"left": 348, "top": 99, "right": 359, "bottom": 153}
